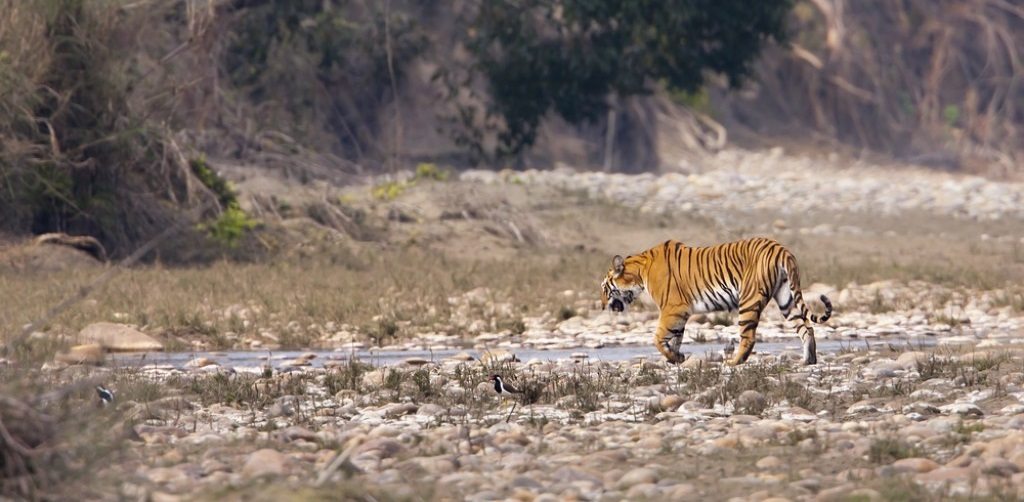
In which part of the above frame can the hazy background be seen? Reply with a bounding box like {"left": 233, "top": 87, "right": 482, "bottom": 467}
{"left": 1, "top": 0, "right": 1021, "bottom": 257}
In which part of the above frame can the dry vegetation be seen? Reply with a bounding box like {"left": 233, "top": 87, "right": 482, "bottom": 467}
{"left": 2, "top": 178, "right": 1022, "bottom": 496}
{"left": 0, "top": 367, "right": 133, "bottom": 500}
{"left": 0, "top": 247, "right": 603, "bottom": 353}
{"left": 721, "top": 0, "right": 1024, "bottom": 175}
{"left": 2, "top": 2, "right": 1023, "bottom": 498}
{"left": 2, "top": 178, "right": 1023, "bottom": 359}
{"left": 2, "top": 343, "right": 1012, "bottom": 499}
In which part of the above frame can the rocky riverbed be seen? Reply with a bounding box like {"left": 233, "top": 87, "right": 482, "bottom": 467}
{"left": 80, "top": 338, "right": 1024, "bottom": 501}
{"left": 463, "top": 148, "right": 1024, "bottom": 224}
{"left": 43, "top": 278, "right": 1024, "bottom": 367}
{"left": 8, "top": 146, "right": 1024, "bottom": 500}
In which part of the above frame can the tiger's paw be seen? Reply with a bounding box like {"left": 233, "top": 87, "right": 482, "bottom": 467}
{"left": 727, "top": 353, "right": 750, "bottom": 366}
{"left": 663, "top": 352, "right": 686, "bottom": 365}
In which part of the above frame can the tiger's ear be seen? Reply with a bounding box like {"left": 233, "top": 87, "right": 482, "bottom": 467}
{"left": 612, "top": 255, "right": 625, "bottom": 276}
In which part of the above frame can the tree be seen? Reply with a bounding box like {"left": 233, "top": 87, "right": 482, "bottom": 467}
{"left": 463, "top": 0, "right": 793, "bottom": 159}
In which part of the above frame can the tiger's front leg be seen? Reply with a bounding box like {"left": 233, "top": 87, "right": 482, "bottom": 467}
{"left": 654, "top": 312, "right": 690, "bottom": 364}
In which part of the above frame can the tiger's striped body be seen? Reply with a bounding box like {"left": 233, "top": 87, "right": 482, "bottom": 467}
{"left": 600, "top": 237, "right": 832, "bottom": 365}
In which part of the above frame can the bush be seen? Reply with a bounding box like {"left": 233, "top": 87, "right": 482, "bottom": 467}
{"left": 201, "top": 206, "right": 258, "bottom": 246}
{"left": 0, "top": 0, "right": 218, "bottom": 256}
{"left": 191, "top": 157, "right": 258, "bottom": 246}
{"left": 449, "top": 0, "right": 792, "bottom": 159}
{"left": 371, "top": 180, "right": 409, "bottom": 201}
{"left": 414, "top": 163, "right": 450, "bottom": 181}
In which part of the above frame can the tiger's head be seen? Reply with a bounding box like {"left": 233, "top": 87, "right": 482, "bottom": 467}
{"left": 601, "top": 255, "right": 644, "bottom": 313}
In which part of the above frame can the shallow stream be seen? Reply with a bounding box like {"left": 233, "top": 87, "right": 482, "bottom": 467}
{"left": 111, "top": 337, "right": 935, "bottom": 370}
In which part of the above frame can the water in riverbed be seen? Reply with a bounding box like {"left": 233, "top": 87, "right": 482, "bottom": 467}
{"left": 110, "top": 337, "right": 935, "bottom": 370}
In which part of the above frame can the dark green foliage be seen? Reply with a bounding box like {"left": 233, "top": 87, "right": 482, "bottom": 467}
{"left": 190, "top": 157, "right": 237, "bottom": 209}
{"left": 460, "top": 0, "right": 792, "bottom": 159}
{"left": 190, "top": 157, "right": 257, "bottom": 245}
{"left": 226, "top": 0, "right": 420, "bottom": 86}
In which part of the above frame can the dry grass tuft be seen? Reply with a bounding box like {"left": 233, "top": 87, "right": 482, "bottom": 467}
{"left": 0, "top": 247, "right": 606, "bottom": 356}
{"left": 0, "top": 365, "right": 138, "bottom": 500}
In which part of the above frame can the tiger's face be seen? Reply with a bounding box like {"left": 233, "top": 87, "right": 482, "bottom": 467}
{"left": 601, "top": 255, "right": 644, "bottom": 313}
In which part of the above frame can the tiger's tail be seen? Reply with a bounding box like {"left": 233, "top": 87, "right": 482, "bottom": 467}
{"left": 809, "top": 294, "right": 833, "bottom": 324}
{"left": 783, "top": 254, "right": 832, "bottom": 324}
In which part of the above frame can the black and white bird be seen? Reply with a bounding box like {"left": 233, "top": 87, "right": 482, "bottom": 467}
{"left": 490, "top": 374, "right": 522, "bottom": 397}
{"left": 96, "top": 385, "right": 114, "bottom": 407}
{"left": 490, "top": 374, "right": 526, "bottom": 423}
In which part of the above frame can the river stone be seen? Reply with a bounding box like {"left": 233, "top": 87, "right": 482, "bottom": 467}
{"left": 357, "top": 438, "right": 405, "bottom": 459}
{"left": 896, "top": 351, "right": 929, "bottom": 369}
{"left": 939, "top": 402, "right": 984, "bottom": 417}
{"left": 625, "top": 483, "right": 661, "bottom": 499}
{"left": 480, "top": 349, "right": 518, "bottom": 364}
{"left": 55, "top": 343, "right": 104, "bottom": 365}
{"left": 867, "top": 359, "right": 902, "bottom": 378}
{"left": 184, "top": 357, "right": 218, "bottom": 368}
{"left": 981, "top": 458, "right": 1020, "bottom": 477}
{"left": 384, "top": 402, "right": 418, "bottom": 417}
{"left": 616, "top": 467, "right": 658, "bottom": 489}
{"left": 891, "top": 458, "right": 940, "bottom": 473}
{"left": 417, "top": 403, "right": 445, "bottom": 416}
{"left": 666, "top": 483, "right": 697, "bottom": 499}
{"left": 145, "top": 466, "right": 191, "bottom": 485}
{"left": 844, "top": 489, "right": 882, "bottom": 501}
{"left": 79, "top": 322, "right": 163, "bottom": 352}
{"left": 276, "top": 426, "right": 316, "bottom": 443}
{"left": 756, "top": 456, "right": 784, "bottom": 469}
{"left": 914, "top": 466, "right": 974, "bottom": 484}
{"left": 241, "top": 449, "right": 288, "bottom": 477}
{"left": 449, "top": 351, "right": 475, "bottom": 362}
{"left": 660, "top": 395, "right": 685, "bottom": 412}
{"left": 280, "top": 358, "right": 311, "bottom": 368}
{"left": 736, "top": 390, "right": 767, "bottom": 414}
{"left": 267, "top": 399, "right": 294, "bottom": 418}
{"left": 413, "top": 455, "right": 459, "bottom": 475}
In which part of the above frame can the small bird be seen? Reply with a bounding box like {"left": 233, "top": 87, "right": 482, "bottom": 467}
{"left": 490, "top": 374, "right": 522, "bottom": 396}
{"left": 490, "top": 374, "right": 526, "bottom": 423}
{"left": 96, "top": 385, "right": 114, "bottom": 407}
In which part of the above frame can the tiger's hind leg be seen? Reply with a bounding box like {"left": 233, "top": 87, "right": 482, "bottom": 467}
{"left": 729, "top": 289, "right": 766, "bottom": 366}
{"left": 654, "top": 312, "right": 690, "bottom": 364}
{"left": 775, "top": 280, "right": 817, "bottom": 365}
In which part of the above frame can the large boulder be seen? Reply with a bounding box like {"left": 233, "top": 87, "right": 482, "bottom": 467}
{"left": 79, "top": 322, "right": 163, "bottom": 352}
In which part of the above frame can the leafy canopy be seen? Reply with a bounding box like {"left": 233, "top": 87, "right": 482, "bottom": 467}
{"left": 466, "top": 0, "right": 793, "bottom": 158}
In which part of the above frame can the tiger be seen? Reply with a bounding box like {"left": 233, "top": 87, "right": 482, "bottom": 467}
{"left": 600, "top": 237, "right": 832, "bottom": 366}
